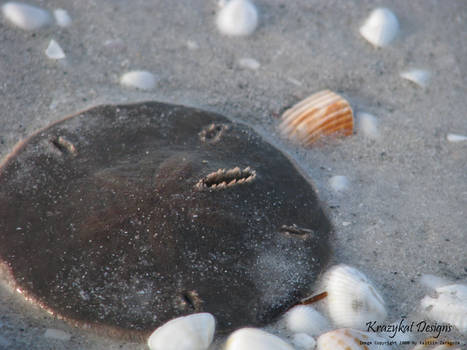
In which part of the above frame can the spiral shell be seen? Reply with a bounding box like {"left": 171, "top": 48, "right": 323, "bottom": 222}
{"left": 324, "top": 264, "right": 387, "bottom": 329}
{"left": 278, "top": 90, "right": 354, "bottom": 147}
{"left": 420, "top": 283, "right": 467, "bottom": 333}
{"left": 317, "top": 328, "right": 392, "bottom": 350}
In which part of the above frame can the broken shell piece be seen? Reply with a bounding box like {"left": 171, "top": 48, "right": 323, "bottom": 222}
{"left": 2, "top": 2, "right": 51, "bottom": 30}
{"left": 292, "top": 333, "right": 316, "bottom": 350}
{"left": 420, "top": 283, "right": 467, "bottom": 333}
{"left": 329, "top": 175, "right": 349, "bottom": 192}
{"left": 238, "top": 57, "right": 260, "bottom": 70}
{"left": 53, "top": 8, "right": 71, "bottom": 27}
{"left": 147, "top": 313, "right": 215, "bottom": 350}
{"left": 447, "top": 133, "right": 467, "bottom": 143}
{"left": 400, "top": 69, "right": 431, "bottom": 88}
{"left": 357, "top": 112, "right": 380, "bottom": 140}
{"left": 317, "top": 328, "right": 391, "bottom": 350}
{"left": 45, "top": 39, "right": 66, "bottom": 60}
{"left": 43, "top": 328, "right": 71, "bottom": 341}
{"left": 285, "top": 305, "right": 330, "bottom": 336}
{"left": 225, "top": 328, "right": 294, "bottom": 350}
{"left": 359, "top": 8, "right": 399, "bottom": 48}
{"left": 120, "top": 70, "right": 156, "bottom": 90}
{"left": 216, "top": 0, "right": 258, "bottom": 36}
{"left": 279, "top": 90, "right": 354, "bottom": 147}
{"left": 324, "top": 264, "right": 387, "bottom": 329}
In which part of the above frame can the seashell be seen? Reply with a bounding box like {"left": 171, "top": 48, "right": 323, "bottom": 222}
{"left": 285, "top": 305, "right": 330, "bottom": 336}
{"left": 329, "top": 175, "right": 349, "bottom": 192}
{"left": 420, "top": 283, "right": 467, "bottom": 333}
{"left": 357, "top": 112, "right": 380, "bottom": 140}
{"left": 147, "top": 313, "right": 215, "bottom": 350}
{"left": 216, "top": 0, "right": 258, "bottom": 36}
{"left": 317, "top": 328, "right": 392, "bottom": 350}
{"left": 292, "top": 333, "right": 317, "bottom": 350}
{"left": 2, "top": 2, "right": 51, "bottom": 30}
{"left": 45, "top": 39, "right": 66, "bottom": 60}
{"left": 359, "top": 8, "right": 399, "bottom": 48}
{"left": 120, "top": 70, "right": 156, "bottom": 90}
{"left": 446, "top": 133, "right": 467, "bottom": 143}
{"left": 400, "top": 69, "right": 431, "bottom": 88}
{"left": 43, "top": 328, "right": 71, "bottom": 341}
{"left": 225, "top": 328, "right": 294, "bottom": 350}
{"left": 278, "top": 90, "right": 354, "bottom": 147}
{"left": 324, "top": 264, "right": 387, "bottom": 329}
{"left": 53, "top": 8, "right": 71, "bottom": 27}
{"left": 238, "top": 57, "right": 261, "bottom": 70}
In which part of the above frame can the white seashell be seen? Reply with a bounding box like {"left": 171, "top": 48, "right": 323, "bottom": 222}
{"left": 447, "top": 133, "right": 467, "bottom": 143}
{"left": 225, "top": 328, "right": 294, "bottom": 350}
{"left": 292, "top": 333, "right": 317, "bottom": 350}
{"left": 186, "top": 40, "right": 199, "bottom": 50}
{"left": 400, "top": 69, "right": 431, "bottom": 88}
{"left": 285, "top": 305, "right": 330, "bottom": 336}
{"left": 279, "top": 90, "right": 354, "bottom": 147}
{"left": 357, "top": 112, "right": 380, "bottom": 140}
{"left": 324, "top": 264, "right": 387, "bottom": 329}
{"left": 147, "top": 313, "right": 215, "bottom": 350}
{"left": 216, "top": 0, "right": 258, "bottom": 36}
{"left": 420, "top": 283, "right": 467, "bottom": 333}
{"left": 2, "top": 2, "right": 51, "bottom": 30}
{"left": 120, "top": 70, "right": 156, "bottom": 90}
{"left": 45, "top": 39, "right": 66, "bottom": 60}
{"left": 238, "top": 57, "right": 260, "bottom": 70}
{"left": 359, "top": 8, "right": 399, "bottom": 47}
{"left": 329, "top": 175, "right": 349, "bottom": 192}
{"left": 317, "top": 328, "right": 392, "bottom": 350}
{"left": 53, "top": 8, "right": 71, "bottom": 27}
{"left": 43, "top": 328, "right": 71, "bottom": 341}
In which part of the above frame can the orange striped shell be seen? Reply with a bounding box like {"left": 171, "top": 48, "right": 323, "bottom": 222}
{"left": 279, "top": 90, "right": 354, "bottom": 147}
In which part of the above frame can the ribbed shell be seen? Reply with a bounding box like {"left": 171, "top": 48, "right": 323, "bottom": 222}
{"left": 324, "top": 265, "right": 387, "bottom": 329}
{"left": 279, "top": 90, "right": 354, "bottom": 147}
{"left": 317, "top": 328, "right": 391, "bottom": 350}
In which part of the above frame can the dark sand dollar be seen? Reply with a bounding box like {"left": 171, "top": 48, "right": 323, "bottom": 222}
{"left": 0, "top": 102, "right": 332, "bottom": 341}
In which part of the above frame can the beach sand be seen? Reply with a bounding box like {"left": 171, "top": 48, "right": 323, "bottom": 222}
{"left": 0, "top": 0, "right": 465, "bottom": 348}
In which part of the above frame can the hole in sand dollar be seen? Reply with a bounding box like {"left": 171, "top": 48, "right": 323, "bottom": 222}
{"left": 195, "top": 166, "right": 256, "bottom": 191}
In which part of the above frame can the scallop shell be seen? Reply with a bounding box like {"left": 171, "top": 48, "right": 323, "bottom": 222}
{"left": 420, "top": 283, "right": 467, "bottom": 333}
{"left": 279, "top": 90, "right": 354, "bottom": 147}
{"left": 285, "top": 305, "right": 330, "bottom": 336}
{"left": 216, "top": 0, "right": 258, "bottom": 36}
{"left": 147, "top": 313, "right": 215, "bottom": 350}
{"left": 359, "top": 8, "right": 399, "bottom": 47}
{"left": 317, "top": 328, "right": 392, "bottom": 350}
{"left": 225, "top": 328, "right": 294, "bottom": 350}
{"left": 324, "top": 264, "right": 387, "bottom": 329}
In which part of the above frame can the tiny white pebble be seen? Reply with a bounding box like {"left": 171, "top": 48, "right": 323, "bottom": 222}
{"left": 447, "top": 133, "right": 467, "bottom": 143}
{"left": 43, "top": 328, "right": 71, "bottom": 341}
{"left": 357, "top": 112, "right": 380, "bottom": 140}
{"left": 291, "top": 333, "right": 316, "bottom": 350}
{"left": 237, "top": 57, "right": 260, "bottom": 70}
{"left": 216, "top": 0, "right": 258, "bottom": 37}
{"left": 329, "top": 175, "right": 349, "bottom": 192}
{"left": 186, "top": 40, "right": 199, "bottom": 50}
{"left": 120, "top": 71, "right": 156, "bottom": 90}
{"left": 400, "top": 69, "right": 431, "bottom": 88}
{"left": 2, "top": 2, "right": 51, "bottom": 30}
{"left": 45, "top": 39, "right": 66, "bottom": 60}
{"left": 53, "top": 8, "right": 71, "bottom": 27}
{"left": 342, "top": 221, "right": 351, "bottom": 226}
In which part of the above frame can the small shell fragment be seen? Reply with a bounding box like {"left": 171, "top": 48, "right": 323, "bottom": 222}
{"left": 120, "top": 70, "right": 156, "bottom": 90}
{"left": 359, "top": 8, "right": 399, "bottom": 48}
{"left": 285, "top": 305, "right": 330, "bottom": 336}
{"left": 420, "top": 283, "right": 467, "bottom": 333}
{"left": 53, "top": 8, "right": 71, "bottom": 27}
{"left": 216, "top": 0, "right": 258, "bottom": 36}
{"left": 43, "top": 328, "right": 71, "bottom": 341}
{"left": 45, "top": 39, "right": 66, "bottom": 60}
{"left": 357, "top": 112, "right": 380, "bottom": 140}
{"left": 147, "top": 313, "right": 215, "bottom": 350}
{"left": 324, "top": 264, "right": 387, "bottom": 329}
{"left": 238, "top": 57, "right": 261, "bottom": 70}
{"left": 400, "top": 69, "right": 431, "bottom": 88}
{"left": 2, "top": 2, "right": 51, "bottom": 30}
{"left": 292, "top": 333, "right": 317, "bottom": 350}
{"left": 317, "top": 328, "right": 391, "bottom": 350}
{"left": 329, "top": 175, "right": 349, "bottom": 192}
{"left": 279, "top": 90, "right": 354, "bottom": 147}
{"left": 225, "top": 328, "right": 295, "bottom": 350}
{"left": 447, "top": 133, "right": 467, "bottom": 143}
